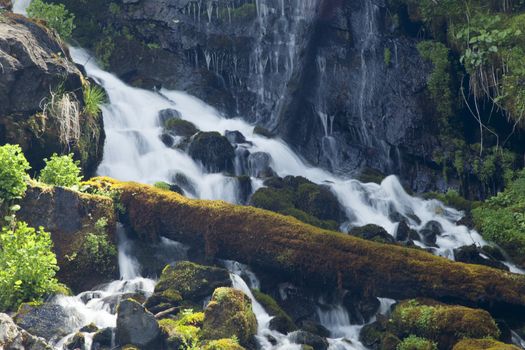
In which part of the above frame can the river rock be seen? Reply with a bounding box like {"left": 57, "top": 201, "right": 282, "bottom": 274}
{"left": 14, "top": 303, "right": 77, "bottom": 342}
{"left": 225, "top": 130, "right": 248, "bottom": 144}
{"left": 289, "top": 331, "right": 329, "bottom": 350}
{"left": 116, "top": 299, "right": 162, "bottom": 350}
{"left": 188, "top": 132, "right": 235, "bottom": 173}
{"left": 248, "top": 152, "right": 275, "bottom": 178}
{"left": 202, "top": 288, "right": 257, "bottom": 347}
{"left": 0, "top": 13, "right": 104, "bottom": 175}
{"left": 164, "top": 118, "right": 199, "bottom": 137}
{"left": 454, "top": 245, "right": 509, "bottom": 271}
{"left": 64, "top": 332, "right": 85, "bottom": 350}
{"left": 158, "top": 108, "right": 181, "bottom": 125}
{"left": 349, "top": 224, "right": 395, "bottom": 244}
{"left": 0, "top": 313, "right": 52, "bottom": 350}
{"left": 419, "top": 220, "right": 443, "bottom": 246}
{"left": 92, "top": 327, "right": 114, "bottom": 350}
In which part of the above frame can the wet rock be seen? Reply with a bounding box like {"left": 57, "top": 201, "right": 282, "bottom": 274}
{"left": 289, "top": 331, "right": 329, "bottom": 350}
{"left": 225, "top": 130, "right": 248, "bottom": 144}
{"left": 0, "top": 313, "right": 52, "bottom": 350}
{"left": 359, "top": 319, "right": 388, "bottom": 350}
{"left": 64, "top": 332, "right": 85, "bottom": 350}
{"left": 145, "top": 261, "right": 231, "bottom": 313}
{"left": 158, "top": 108, "right": 181, "bottom": 125}
{"left": 14, "top": 303, "right": 77, "bottom": 342}
{"left": 252, "top": 290, "right": 296, "bottom": 334}
{"left": 0, "top": 14, "right": 104, "bottom": 175}
{"left": 171, "top": 172, "right": 197, "bottom": 197}
{"left": 79, "top": 323, "right": 98, "bottom": 333}
{"left": 248, "top": 152, "right": 276, "bottom": 178}
{"left": 92, "top": 327, "right": 114, "bottom": 350}
{"left": 160, "top": 133, "right": 174, "bottom": 147}
{"left": 419, "top": 221, "right": 443, "bottom": 246}
{"left": 188, "top": 132, "right": 235, "bottom": 173}
{"left": 343, "top": 294, "right": 381, "bottom": 324}
{"left": 349, "top": 224, "right": 395, "bottom": 244}
{"left": 116, "top": 299, "right": 162, "bottom": 350}
{"left": 253, "top": 126, "right": 275, "bottom": 138}
{"left": 202, "top": 288, "right": 257, "bottom": 347}
{"left": 237, "top": 176, "right": 253, "bottom": 204}
{"left": 395, "top": 220, "right": 418, "bottom": 242}
{"left": 296, "top": 320, "right": 331, "bottom": 339}
{"left": 164, "top": 118, "right": 199, "bottom": 138}
{"left": 453, "top": 245, "right": 509, "bottom": 271}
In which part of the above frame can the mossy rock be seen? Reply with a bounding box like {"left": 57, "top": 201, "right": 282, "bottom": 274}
{"left": 164, "top": 118, "right": 199, "bottom": 137}
{"left": 350, "top": 224, "right": 395, "bottom": 244}
{"left": 391, "top": 299, "right": 500, "bottom": 349}
{"left": 188, "top": 132, "right": 235, "bottom": 173}
{"left": 396, "top": 335, "right": 437, "bottom": 350}
{"left": 253, "top": 125, "right": 274, "bottom": 138}
{"left": 252, "top": 290, "right": 296, "bottom": 334}
{"left": 202, "top": 288, "right": 257, "bottom": 347}
{"left": 146, "top": 261, "right": 231, "bottom": 313}
{"left": 203, "top": 338, "right": 246, "bottom": 350}
{"left": 452, "top": 339, "right": 521, "bottom": 350}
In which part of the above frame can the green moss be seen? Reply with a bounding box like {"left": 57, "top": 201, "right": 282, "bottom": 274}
{"left": 452, "top": 339, "right": 521, "bottom": 350}
{"left": 422, "top": 189, "right": 474, "bottom": 212}
{"left": 396, "top": 335, "right": 437, "bottom": 350}
{"left": 204, "top": 338, "right": 245, "bottom": 350}
{"left": 252, "top": 290, "right": 296, "bottom": 333}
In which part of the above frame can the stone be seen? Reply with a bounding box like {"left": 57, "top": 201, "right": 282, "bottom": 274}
{"left": 419, "top": 221, "right": 443, "bottom": 246}
{"left": 188, "top": 132, "right": 235, "bottom": 173}
{"left": 453, "top": 245, "right": 509, "bottom": 271}
{"left": 289, "top": 331, "right": 329, "bottom": 350}
{"left": 116, "top": 299, "right": 161, "bottom": 350}
{"left": 0, "top": 313, "right": 52, "bottom": 350}
{"left": 14, "top": 303, "right": 77, "bottom": 342}
{"left": 225, "top": 130, "right": 248, "bottom": 144}
{"left": 248, "top": 152, "right": 275, "bottom": 178}
{"left": 349, "top": 224, "right": 395, "bottom": 244}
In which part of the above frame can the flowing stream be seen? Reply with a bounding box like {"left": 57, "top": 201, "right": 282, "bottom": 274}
{"left": 10, "top": 1, "right": 525, "bottom": 349}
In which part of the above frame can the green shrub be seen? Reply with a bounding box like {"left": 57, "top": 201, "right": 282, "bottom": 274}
{"left": 39, "top": 153, "right": 82, "bottom": 188}
{"left": 27, "top": 0, "right": 75, "bottom": 40}
{"left": 83, "top": 84, "right": 106, "bottom": 117}
{"left": 0, "top": 144, "right": 30, "bottom": 203}
{"left": 397, "top": 335, "right": 437, "bottom": 350}
{"left": 0, "top": 220, "right": 59, "bottom": 311}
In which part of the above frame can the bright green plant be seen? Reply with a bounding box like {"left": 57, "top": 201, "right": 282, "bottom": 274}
{"left": 83, "top": 84, "right": 106, "bottom": 118}
{"left": 27, "top": 0, "right": 75, "bottom": 40}
{"left": 0, "top": 220, "right": 59, "bottom": 311}
{"left": 0, "top": 144, "right": 30, "bottom": 203}
{"left": 39, "top": 153, "right": 82, "bottom": 188}
{"left": 397, "top": 335, "right": 437, "bottom": 350}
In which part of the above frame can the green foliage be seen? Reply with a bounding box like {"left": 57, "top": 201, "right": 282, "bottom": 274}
{"left": 397, "top": 335, "right": 437, "bottom": 350}
{"left": 0, "top": 220, "right": 59, "bottom": 311}
{"left": 154, "top": 182, "right": 171, "bottom": 191}
{"left": 27, "top": 0, "right": 75, "bottom": 40}
{"left": 83, "top": 84, "right": 106, "bottom": 118}
{"left": 417, "top": 41, "right": 452, "bottom": 118}
{"left": 0, "top": 144, "right": 30, "bottom": 203}
{"left": 94, "top": 33, "right": 115, "bottom": 68}
{"left": 472, "top": 170, "right": 525, "bottom": 265}
{"left": 39, "top": 153, "right": 82, "bottom": 188}
{"left": 384, "top": 47, "right": 392, "bottom": 66}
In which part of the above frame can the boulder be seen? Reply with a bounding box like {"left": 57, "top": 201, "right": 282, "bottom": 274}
{"left": 0, "top": 14, "right": 104, "bottom": 175}
{"left": 145, "top": 261, "right": 231, "bottom": 313}
{"left": 64, "top": 332, "right": 85, "bottom": 350}
{"left": 14, "top": 303, "right": 77, "bottom": 342}
{"left": 188, "top": 132, "right": 235, "bottom": 173}
{"left": 158, "top": 109, "right": 181, "bottom": 125}
{"left": 18, "top": 184, "right": 118, "bottom": 292}
{"left": 225, "top": 130, "right": 248, "bottom": 144}
{"left": 396, "top": 220, "right": 419, "bottom": 242}
{"left": 248, "top": 152, "right": 275, "bottom": 178}
{"left": 419, "top": 221, "right": 443, "bottom": 246}
{"left": 92, "top": 327, "right": 114, "bottom": 350}
{"left": 349, "top": 224, "right": 395, "bottom": 244}
{"left": 202, "top": 288, "right": 257, "bottom": 347}
{"left": 0, "top": 313, "right": 52, "bottom": 350}
{"left": 289, "top": 331, "right": 329, "bottom": 350}
{"left": 116, "top": 299, "right": 162, "bottom": 350}
{"left": 164, "top": 118, "right": 199, "bottom": 138}
{"left": 453, "top": 245, "right": 509, "bottom": 271}
{"left": 252, "top": 290, "right": 296, "bottom": 334}
{"left": 452, "top": 339, "right": 520, "bottom": 350}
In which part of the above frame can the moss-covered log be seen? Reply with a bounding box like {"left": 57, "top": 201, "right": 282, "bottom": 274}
{"left": 100, "top": 179, "right": 525, "bottom": 318}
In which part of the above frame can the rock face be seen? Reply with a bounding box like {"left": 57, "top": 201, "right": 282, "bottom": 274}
{"left": 50, "top": 0, "right": 447, "bottom": 193}
{"left": 0, "top": 313, "right": 52, "bottom": 350}
{"left": 18, "top": 184, "right": 117, "bottom": 292}
{"left": 116, "top": 299, "right": 162, "bottom": 350}
{"left": 0, "top": 13, "right": 104, "bottom": 175}
{"left": 202, "top": 288, "right": 257, "bottom": 347}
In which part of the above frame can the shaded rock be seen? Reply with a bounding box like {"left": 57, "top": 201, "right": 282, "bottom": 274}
{"left": 419, "top": 221, "right": 443, "bottom": 246}
{"left": 253, "top": 126, "right": 275, "bottom": 138}
{"left": 454, "top": 245, "right": 509, "bottom": 271}
{"left": 116, "top": 299, "right": 161, "bottom": 349}
{"left": 0, "top": 313, "right": 52, "bottom": 350}
{"left": 252, "top": 290, "right": 296, "bottom": 334}
{"left": 18, "top": 184, "right": 118, "bottom": 292}
{"left": 171, "top": 172, "right": 197, "bottom": 197}
{"left": 248, "top": 152, "right": 275, "bottom": 178}
{"left": 225, "top": 130, "right": 247, "bottom": 144}
{"left": 297, "top": 320, "right": 331, "bottom": 339}
{"left": 14, "top": 303, "right": 77, "bottom": 341}
{"left": 160, "top": 133, "right": 174, "bottom": 148}
{"left": 188, "top": 132, "right": 235, "bottom": 173}
{"left": 64, "top": 332, "right": 85, "bottom": 350}
{"left": 396, "top": 221, "right": 418, "bottom": 242}
{"left": 289, "top": 331, "right": 329, "bottom": 350}
{"left": 343, "top": 293, "right": 381, "bottom": 324}
{"left": 79, "top": 323, "right": 98, "bottom": 333}
{"left": 158, "top": 108, "right": 181, "bottom": 125}
{"left": 92, "top": 327, "right": 114, "bottom": 350}
{"left": 349, "top": 224, "right": 395, "bottom": 244}
{"left": 202, "top": 288, "right": 257, "bottom": 347}
{"left": 0, "top": 14, "right": 104, "bottom": 176}
{"left": 237, "top": 176, "right": 253, "bottom": 204}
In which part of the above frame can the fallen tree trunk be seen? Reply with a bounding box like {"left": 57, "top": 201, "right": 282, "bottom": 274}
{"left": 103, "top": 179, "right": 525, "bottom": 318}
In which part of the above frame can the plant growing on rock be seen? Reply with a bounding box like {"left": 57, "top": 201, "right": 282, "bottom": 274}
{"left": 0, "top": 144, "right": 30, "bottom": 203}
{"left": 0, "top": 220, "right": 59, "bottom": 311}
{"left": 39, "top": 153, "right": 82, "bottom": 188}
{"left": 42, "top": 90, "right": 81, "bottom": 146}
{"left": 397, "top": 335, "right": 437, "bottom": 350}
{"left": 83, "top": 84, "right": 106, "bottom": 118}
{"left": 27, "top": 0, "right": 75, "bottom": 40}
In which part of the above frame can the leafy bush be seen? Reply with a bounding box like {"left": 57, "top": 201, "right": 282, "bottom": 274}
{"left": 27, "top": 0, "right": 75, "bottom": 40}
{"left": 0, "top": 220, "right": 59, "bottom": 311}
{"left": 39, "top": 153, "right": 82, "bottom": 188}
{"left": 0, "top": 144, "right": 30, "bottom": 203}
{"left": 397, "top": 335, "right": 437, "bottom": 350}
{"left": 83, "top": 84, "right": 106, "bottom": 117}
{"left": 472, "top": 170, "right": 525, "bottom": 266}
